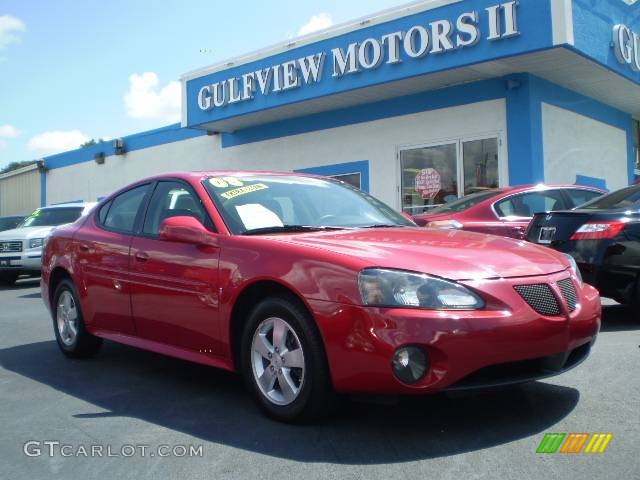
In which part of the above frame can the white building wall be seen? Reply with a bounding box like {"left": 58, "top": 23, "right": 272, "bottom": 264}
{"left": 542, "top": 103, "right": 628, "bottom": 190}
{"left": 46, "top": 135, "right": 219, "bottom": 205}
{"left": 46, "top": 99, "right": 507, "bottom": 209}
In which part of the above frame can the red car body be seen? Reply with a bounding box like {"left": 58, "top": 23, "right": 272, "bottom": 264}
{"left": 41, "top": 172, "right": 600, "bottom": 408}
{"left": 412, "top": 185, "right": 605, "bottom": 239}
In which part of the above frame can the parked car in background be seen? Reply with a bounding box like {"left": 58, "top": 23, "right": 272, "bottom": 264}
{"left": 412, "top": 185, "right": 605, "bottom": 239}
{"left": 41, "top": 172, "right": 600, "bottom": 422}
{"left": 0, "top": 203, "right": 96, "bottom": 285}
{"left": 526, "top": 184, "right": 640, "bottom": 307}
{"left": 0, "top": 215, "right": 25, "bottom": 232}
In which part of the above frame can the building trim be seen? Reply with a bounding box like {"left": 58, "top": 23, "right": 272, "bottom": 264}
{"left": 222, "top": 77, "right": 508, "bottom": 148}
{"left": 551, "top": 0, "right": 575, "bottom": 46}
{"left": 40, "top": 171, "right": 47, "bottom": 207}
{"left": 44, "top": 123, "right": 208, "bottom": 170}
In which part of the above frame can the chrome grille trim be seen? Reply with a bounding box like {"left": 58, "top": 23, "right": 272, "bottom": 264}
{"left": 0, "top": 241, "right": 22, "bottom": 253}
{"left": 513, "top": 284, "right": 561, "bottom": 316}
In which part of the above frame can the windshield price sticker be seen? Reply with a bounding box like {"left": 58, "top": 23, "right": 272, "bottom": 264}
{"left": 209, "top": 176, "right": 245, "bottom": 188}
{"left": 220, "top": 183, "right": 269, "bottom": 200}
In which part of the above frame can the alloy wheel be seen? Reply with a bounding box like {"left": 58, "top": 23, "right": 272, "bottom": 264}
{"left": 250, "top": 316, "right": 306, "bottom": 406}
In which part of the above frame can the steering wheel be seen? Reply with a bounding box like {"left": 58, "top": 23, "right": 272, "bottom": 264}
{"left": 317, "top": 214, "right": 340, "bottom": 226}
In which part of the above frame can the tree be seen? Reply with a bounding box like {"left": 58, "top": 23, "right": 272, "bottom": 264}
{"left": 80, "top": 138, "right": 106, "bottom": 148}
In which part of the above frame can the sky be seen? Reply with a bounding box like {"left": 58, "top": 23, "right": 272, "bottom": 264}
{"left": 0, "top": 0, "right": 407, "bottom": 168}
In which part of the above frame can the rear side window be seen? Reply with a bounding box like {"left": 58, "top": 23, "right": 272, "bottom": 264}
{"left": 494, "top": 190, "right": 566, "bottom": 218}
{"left": 565, "top": 189, "right": 603, "bottom": 208}
{"left": 101, "top": 185, "right": 149, "bottom": 233}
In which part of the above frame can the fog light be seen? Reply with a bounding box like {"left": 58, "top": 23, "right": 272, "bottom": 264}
{"left": 392, "top": 346, "right": 428, "bottom": 384}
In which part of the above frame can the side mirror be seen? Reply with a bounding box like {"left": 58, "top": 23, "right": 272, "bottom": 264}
{"left": 159, "top": 216, "right": 217, "bottom": 247}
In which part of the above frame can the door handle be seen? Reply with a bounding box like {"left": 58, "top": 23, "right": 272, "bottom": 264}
{"left": 134, "top": 251, "right": 149, "bottom": 262}
{"left": 79, "top": 244, "right": 90, "bottom": 252}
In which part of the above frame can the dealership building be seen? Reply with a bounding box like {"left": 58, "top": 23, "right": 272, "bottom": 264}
{"left": 2, "top": 0, "right": 640, "bottom": 216}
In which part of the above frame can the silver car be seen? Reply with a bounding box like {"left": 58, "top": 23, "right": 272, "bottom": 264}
{"left": 0, "top": 203, "right": 96, "bottom": 286}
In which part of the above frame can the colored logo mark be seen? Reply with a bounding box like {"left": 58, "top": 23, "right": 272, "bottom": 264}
{"left": 536, "top": 433, "right": 613, "bottom": 454}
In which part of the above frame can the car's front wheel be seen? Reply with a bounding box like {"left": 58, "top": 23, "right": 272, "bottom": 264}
{"left": 241, "top": 296, "right": 336, "bottom": 422}
{"left": 52, "top": 279, "right": 103, "bottom": 358}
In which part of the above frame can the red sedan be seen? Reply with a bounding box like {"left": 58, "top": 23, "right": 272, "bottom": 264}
{"left": 41, "top": 172, "right": 601, "bottom": 422}
{"left": 412, "top": 185, "right": 605, "bottom": 239}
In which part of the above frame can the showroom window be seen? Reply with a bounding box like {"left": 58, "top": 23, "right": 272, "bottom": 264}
{"left": 400, "top": 137, "right": 499, "bottom": 214}
{"left": 331, "top": 172, "right": 361, "bottom": 189}
{"left": 295, "top": 160, "right": 370, "bottom": 192}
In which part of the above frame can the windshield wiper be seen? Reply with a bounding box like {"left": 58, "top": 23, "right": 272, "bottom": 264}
{"left": 358, "top": 224, "right": 405, "bottom": 229}
{"left": 242, "top": 225, "right": 346, "bottom": 235}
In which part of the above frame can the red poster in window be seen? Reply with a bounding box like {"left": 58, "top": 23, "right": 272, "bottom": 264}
{"left": 414, "top": 168, "right": 441, "bottom": 199}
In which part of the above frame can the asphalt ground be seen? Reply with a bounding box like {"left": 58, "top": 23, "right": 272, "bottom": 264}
{"left": 1, "top": 278, "right": 638, "bottom": 479}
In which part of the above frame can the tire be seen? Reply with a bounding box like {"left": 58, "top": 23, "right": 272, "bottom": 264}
{"left": 0, "top": 272, "right": 18, "bottom": 286}
{"left": 240, "top": 296, "right": 336, "bottom": 423}
{"left": 628, "top": 276, "right": 640, "bottom": 318}
{"left": 52, "top": 279, "right": 102, "bottom": 358}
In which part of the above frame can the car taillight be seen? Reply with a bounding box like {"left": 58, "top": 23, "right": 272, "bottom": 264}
{"left": 570, "top": 221, "right": 625, "bottom": 240}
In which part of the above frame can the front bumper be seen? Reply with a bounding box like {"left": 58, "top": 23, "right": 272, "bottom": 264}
{"left": 311, "top": 270, "right": 601, "bottom": 395}
{"left": 0, "top": 250, "right": 43, "bottom": 274}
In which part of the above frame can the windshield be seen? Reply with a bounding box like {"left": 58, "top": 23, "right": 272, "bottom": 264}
{"left": 18, "top": 207, "right": 84, "bottom": 227}
{"left": 203, "top": 174, "right": 414, "bottom": 234}
{"left": 579, "top": 186, "right": 640, "bottom": 211}
{"left": 0, "top": 217, "right": 22, "bottom": 231}
{"left": 427, "top": 190, "right": 502, "bottom": 214}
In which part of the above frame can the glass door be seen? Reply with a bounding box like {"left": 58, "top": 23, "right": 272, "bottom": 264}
{"left": 400, "top": 136, "right": 499, "bottom": 214}
{"left": 400, "top": 143, "right": 458, "bottom": 214}
{"left": 462, "top": 138, "right": 499, "bottom": 195}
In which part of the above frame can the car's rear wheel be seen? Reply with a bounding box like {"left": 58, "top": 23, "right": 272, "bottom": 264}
{"left": 241, "top": 296, "right": 336, "bottom": 422}
{"left": 0, "top": 272, "right": 18, "bottom": 286}
{"left": 52, "top": 279, "right": 102, "bottom": 358}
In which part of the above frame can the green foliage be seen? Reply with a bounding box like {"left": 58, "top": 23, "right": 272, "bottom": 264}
{"left": 0, "top": 160, "right": 37, "bottom": 175}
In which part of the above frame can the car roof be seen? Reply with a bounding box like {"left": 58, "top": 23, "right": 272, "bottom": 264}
{"left": 41, "top": 202, "right": 96, "bottom": 209}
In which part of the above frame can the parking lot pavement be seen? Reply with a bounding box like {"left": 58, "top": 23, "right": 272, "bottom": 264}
{"left": 0, "top": 279, "right": 638, "bottom": 480}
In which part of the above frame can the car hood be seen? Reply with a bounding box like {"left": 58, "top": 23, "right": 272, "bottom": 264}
{"left": 270, "top": 227, "right": 568, "bottom": 280}
{"left": 0, "top": 226, "right": 56, "bottom": 240}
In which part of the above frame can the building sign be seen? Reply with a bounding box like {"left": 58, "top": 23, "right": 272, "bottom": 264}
{"left": 613, "top": 24, "right": 640, "bottom": 72}
{"left": 196, "top": 1, "right": 520, "bottom": 112}
{"left": 414, "top": 168, "right": 441, "bottom": 199}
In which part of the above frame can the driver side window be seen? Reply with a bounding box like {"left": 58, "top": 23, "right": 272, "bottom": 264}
{"left": 142, "top": 181, "right": 209, "bottom": 236}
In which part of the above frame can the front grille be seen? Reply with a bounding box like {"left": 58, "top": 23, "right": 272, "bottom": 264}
{"left": 514, "top": 284, "right": 561, "bottom": 316}
{"left": 557, "top": 278, "right": 578, "bottom": 312}
{"left": 0, "top": 241, "right": 22, "bottom": 253}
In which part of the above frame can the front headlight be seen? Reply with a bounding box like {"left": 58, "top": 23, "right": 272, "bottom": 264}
{"left": 29, "top": 238, "right": 44, "bottom": 249}
{"left": 564, "top": 253, "right": 583, "bottom": 286}
{"left": 358, "top": 268, "right": 484, "bottom": 310}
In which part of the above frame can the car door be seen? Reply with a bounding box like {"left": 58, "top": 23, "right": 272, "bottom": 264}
{"left": 129, "top": 180, "right": 222, "bottom": 354}
{"left": 491, "top": 190, "right": 567, "bottom": 239}
{"left": 74, "top": 183, "right": 151, "bottom": 335}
